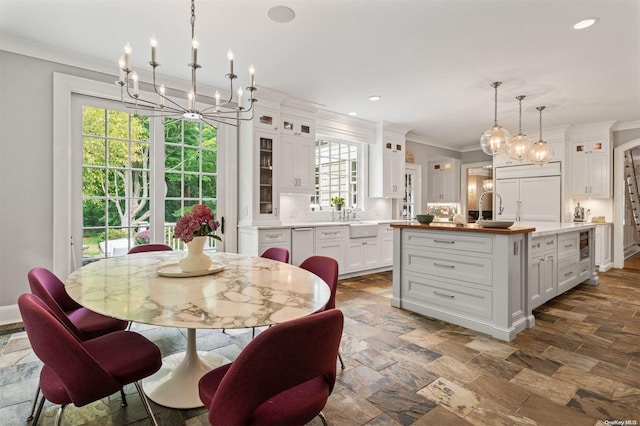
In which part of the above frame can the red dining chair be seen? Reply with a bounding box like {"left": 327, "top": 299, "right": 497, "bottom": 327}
{"left": 260, "top": 247, "right": 290, "bottom": 263}
{"left": 26, "top": 267, "right": 128, "bottom": 421}
{"left": 299, "top": 255, "right": 345, "bottom": 369}
{"left": 128, "top": 243, "right": 173, "bottom": 254}
{"left": 198, "top": 309, "right": 344, "bottom": 426}
{"left": 18, "top": 293, "right": 162, "bottom": 426}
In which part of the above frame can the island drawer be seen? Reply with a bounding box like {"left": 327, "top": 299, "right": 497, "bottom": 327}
{"left": 557, "top": 232, "right": 579, "bottom": 261}
{"left": 403, "top": 247, "right": 493, "bottom": 286}
{"left": 530, "top": 236, "right": 556, "bottom": 257}
{"left": 402, "top": 272, "right": 493, "bottom": 319}
{"left": 403, "top": 230, "right": 493, "bottom": 254}
{"left": 316, "top": 226, "right": 347, "bottom": 241}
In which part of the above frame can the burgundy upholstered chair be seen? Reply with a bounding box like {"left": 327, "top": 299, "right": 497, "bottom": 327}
{"left": 299, "top": 255, "right": 344, "bottom": 369}
{"left": 260, "top": 247, "right": 290, "bottom": 263}
{"left": 127, "top": 243, "right": 173, "bottom": 254}
{"left": 198, "top": 309, "right": 344, "bottom": 426}
{"left": 26, "top": 267, "right": 128, "bottom": 421}
{"left": 18, "top": 293, "right": 162, "bottom": 426}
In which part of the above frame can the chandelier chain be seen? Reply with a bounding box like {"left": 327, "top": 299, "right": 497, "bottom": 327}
{"left": 492, "top": 82, "right": 500, "bottom": 126}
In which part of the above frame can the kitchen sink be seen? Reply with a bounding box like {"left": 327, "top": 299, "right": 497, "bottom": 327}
{"left": 349, "top": 222, "right": 379, "bottom": 238}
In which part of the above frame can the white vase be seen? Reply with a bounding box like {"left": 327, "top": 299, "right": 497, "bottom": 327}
{"left": 179, "top": 236, "right": 212, "bottom": 272}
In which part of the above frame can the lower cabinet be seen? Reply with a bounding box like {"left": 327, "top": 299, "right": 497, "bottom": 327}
{"left": 346, "top": 237, "right": 379, "bottom": 273}
{"left": 528, "top": 235, "right": 557, "bottom": 310}
{"left": 315, "top": 226, "right": 347, "bottom": 273}
{"left": 379, "top": 224, "right": 394, "bottom": 266}
{"left": 238, "top": 227, "right": 291, "bottom": 258}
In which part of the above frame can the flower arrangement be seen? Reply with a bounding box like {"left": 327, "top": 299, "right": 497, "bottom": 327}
{"left": 173, "top": 204, "right": 221, "bottom": 244}
{"left": 134, "top": 229, "right": 150, "bottom": 245}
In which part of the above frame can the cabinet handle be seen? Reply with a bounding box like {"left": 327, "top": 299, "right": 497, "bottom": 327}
{"left": 564, "top": 271, "right": 573, "bottom": 277}
{"left": 434, "top": 291, "right": 455, "bottom": 298}
{"left": 564, "top": 244, "right": 574, "bottom": 248}
{"left": 433, "top": 262, "right": 455, "bottom": 269}
{"left": 433, "top": 239, "right": 455, "bottom": 244}
{"left": 534, "top": 243, "right": 541, "bottom": 248}
{"left": 266, "top": 235, "right": 280, "bottom": 239}
{"left": 585, "top": 186, "right": 588, "bottom": 193}
{"left": 324, "top": 232, "right": 339, "bottom": 236}
{"left": 546, "top": 240, "right": 554, "bottom": 245}
{"left": 362, "top": 242, "right": 367, "bottom": 245}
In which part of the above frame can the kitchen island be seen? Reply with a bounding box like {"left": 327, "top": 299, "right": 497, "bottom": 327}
{"left": 390, "top": 222, "right": 596, "bottom": 341}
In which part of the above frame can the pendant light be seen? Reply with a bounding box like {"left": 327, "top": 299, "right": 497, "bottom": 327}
{"left": 529, "top": 106, "right": 554, "bottom": 165}
{"left": 480, "top": 82, "right": 512, "bottom": 156}
{"left": 506, "top": 95, "right": 532, "bottom": 162}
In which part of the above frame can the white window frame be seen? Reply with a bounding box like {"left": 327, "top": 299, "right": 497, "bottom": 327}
{"left": 312, "top": 137, "right": 363, "bottom": 210}
{"left": 53, "top": 73, "right": 235, "bottom": 278}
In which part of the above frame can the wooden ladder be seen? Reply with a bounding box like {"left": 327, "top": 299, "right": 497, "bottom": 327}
{"left": 624, "top": 150, "right": 640, "bottom": 235}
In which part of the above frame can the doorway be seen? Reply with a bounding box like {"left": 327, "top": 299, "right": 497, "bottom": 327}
{"left": 461, "top": 162, "right": 493, "bottom": 223}
{"left": 613, "top": 138, "right": 640, "bottom": 268}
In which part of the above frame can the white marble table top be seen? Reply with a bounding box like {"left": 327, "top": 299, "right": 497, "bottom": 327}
{"left": 66, "top": 251, "right": 330, "bottom": 330}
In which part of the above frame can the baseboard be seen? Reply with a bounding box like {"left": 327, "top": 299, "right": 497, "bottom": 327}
{"left": 0, "top": 304, "right": 21, "bottom": 326}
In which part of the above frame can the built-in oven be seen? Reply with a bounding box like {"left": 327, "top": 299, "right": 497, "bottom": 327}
{"left": 579, "top": 230, "right": 589, "bottom": 260}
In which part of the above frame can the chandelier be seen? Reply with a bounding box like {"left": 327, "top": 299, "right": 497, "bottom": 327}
{"left": 506, "top": 95, "right": 532, "bottom": 162}
{"left": 529, "top": 106, "right": 554, "bottom": 165}
{"left": 480, "top": 82, "right": 511, "bottom": 156}
{"left": 116, "top": 0, "right": 257, "bottom": 127}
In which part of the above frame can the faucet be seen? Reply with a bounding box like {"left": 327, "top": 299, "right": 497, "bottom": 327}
{"left": 478, "top": 191, "right": 504, "bottom": 221}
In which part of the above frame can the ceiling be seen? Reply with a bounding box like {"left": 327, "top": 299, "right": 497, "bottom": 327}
{"left": 1, "top": 0, "right": 639, "bottom": 150}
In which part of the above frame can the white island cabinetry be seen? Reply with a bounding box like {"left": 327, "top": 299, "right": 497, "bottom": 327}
{"left": 391, "top": 224, "right": 532, "bottom": 341}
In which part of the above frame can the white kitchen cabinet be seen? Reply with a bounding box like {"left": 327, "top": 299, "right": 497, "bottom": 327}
{"left": 557, "top": 232, "right": 581, "bottom": 294}
{"left": 280, "top": 114, "right": 315, "bottom": 137}
{"left": 528, "top": 236, "right": 557, "bottom": 310}
{"left": 495, "top": 175, "right": 560, "bottom": 222}
{"left": 594, "top": 223, "right": 612, "bottom": 271}
{"left": 291, "top": 227, "right": 315, "bottom": 266}
{"left": 239, "top": 106, "right": 281, "bottom": 225}
{"left": 369, "top": 122, "right": 408, "bottom": 198}
{"left": 346, "top": 237, "right": 379, "bottom": 273}
{"left": 570, "top": 140, "right": 610, "bottom": 199}
{"left": 238, "top": 226, "right": 291, "bottom": 258}
{"left": 279, "top": 135, "right": 315, "bottom": 194}
{"left": 315, "top": 226, "right": 347, "bottom": 273}
{"left": 379, "top": 223, "right": 394, "bottom": 266}
{"left": 427, "top": 159, "right": 460, "bottom": 203}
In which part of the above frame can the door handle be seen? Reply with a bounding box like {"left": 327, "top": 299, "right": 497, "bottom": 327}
{"left": 220, "top": 216, "right": 225, "bottom": 234}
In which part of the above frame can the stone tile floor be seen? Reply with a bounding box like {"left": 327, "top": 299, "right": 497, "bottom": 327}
{"left": 1, "top": 265, "right": 639, "bottom": 425}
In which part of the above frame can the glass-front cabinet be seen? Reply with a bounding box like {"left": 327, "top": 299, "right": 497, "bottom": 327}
{"left": 259, "top": 135, "right": 275, "bottom": 215}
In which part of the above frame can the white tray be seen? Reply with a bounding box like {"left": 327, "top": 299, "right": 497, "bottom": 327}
{"left": 156, "top": 262, "right": 224, "bottom": 278}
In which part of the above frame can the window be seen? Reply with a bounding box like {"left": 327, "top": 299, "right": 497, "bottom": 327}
{"left": 312, "top": 139, "right": 360, "bottom": 209}
{"left": 81, "top": 106, "right": 151, "bottom": 258}
{"left": 77, "top": 99, "right": 220, "bottom": 262}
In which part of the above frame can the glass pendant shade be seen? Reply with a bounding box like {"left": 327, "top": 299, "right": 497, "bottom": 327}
{"left": 480, "top": 81, "right": 511, "bottom": 156}
{"left": 481, "top": 125, "right": 511, "bottom": 156}
{"left": 506, "top": 95, "right": 532, "bottom": 162}
{"left": 529, "top": 106, "right": 553, "bottom": 165}
{"left": 529, "top": 140, "right": 554, "bottom": 165}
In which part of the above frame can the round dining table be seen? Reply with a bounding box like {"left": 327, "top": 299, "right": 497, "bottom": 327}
{"left": 66, "top": 251, "right": 330, "bottom": 409}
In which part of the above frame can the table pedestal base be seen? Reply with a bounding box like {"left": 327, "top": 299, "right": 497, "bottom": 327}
{"left": 142, "top": 329, "right": 230, "bottom": 409}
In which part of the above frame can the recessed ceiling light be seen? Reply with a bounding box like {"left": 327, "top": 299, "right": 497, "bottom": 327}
{"left": 348, "top": 112, "right": 358, "bottom": 116}
{"left": 573, "top": 17, "right": 599, "bottom": 30}
{"left": 368, "top": 95, "right": 382, "bottom": 101}
{"left": 267, "top": 6, "right": 296, "bottom": 23}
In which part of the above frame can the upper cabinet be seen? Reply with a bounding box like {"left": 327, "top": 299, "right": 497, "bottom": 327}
{"left": 570, "top": 139, "right": 610, "bottom": 198}
{"left": 369, "top": 122, "right": 409, "bottom": 198}
{"left": 279, "top": 113, "right": 316, "bottom": 194}
{"left": 239, "top": 105, "right": 281, "bottom": 225}
{"left": 427, "top": 158, "right": 460, "bottom": 203}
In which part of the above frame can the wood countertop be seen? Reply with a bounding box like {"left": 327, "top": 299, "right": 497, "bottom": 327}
{"left": 389, "top": 222, "right": 536, "bottom": 235}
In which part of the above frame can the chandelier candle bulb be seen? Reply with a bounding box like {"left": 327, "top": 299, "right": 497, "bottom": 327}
{"left": 159, "top": 84, "right": 166, "bottom": 106}
{"left": 124, "top": 43, "right": 132, "bottom": 70}
{"left": 188, "top": 91, "right": 194, "bottom": 110}
{"left": 249, "top": 65, "right": 255, "bottom": 87}
{"left": 237, "top": 88, "right": 243, "bottom": 109}
{"left": 150, "top": 35, "right": 157, "bottom": 64}
{"left": 132, "top": 72, "right": 139, "bottom": 96}
{"left": 191, "top": 38, "right": 198, "bottom": 65}
{"left": 227, "top": 49, "right": 234, "bottom": 75}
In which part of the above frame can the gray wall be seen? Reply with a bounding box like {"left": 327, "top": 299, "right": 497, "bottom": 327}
{"left": 613, "top": 128, "right": 640, "bottom": 147}
{"left": 0, "top": 51, "right": 116, "bottom": 315}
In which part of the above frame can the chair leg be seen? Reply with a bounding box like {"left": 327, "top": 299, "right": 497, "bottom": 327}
{"left": 318, "top": 411, "right": 328, "bottom": 426}
{"left": 338, "top": 351, "right": 345, "bottom": 370}
{"left": 120, "top": 388, "right": 128, "bottom": 407}
{"left": 27, "top": 382, "right": 41, "bottom": 421}
{"left": 134, "top": 381, "right": 158, "bottom": 426}
{"left": 32, "top": 395, "right": 45, "bottom": 425}
{"left": 55, "top": 404, "right": 66, "bottom": 426}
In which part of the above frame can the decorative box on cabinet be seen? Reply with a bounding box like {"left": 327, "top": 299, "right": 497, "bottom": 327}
{"left": 427, "top": 159, "right": 460, "bottom": 203}
{"left": 238, "top": 106, "right": 281, "bottom": 225}
{"left": 280, "top": 114, "right": 315, "bottom": 137}
{"left": 570, "top": 139, "right": 610, "bottom": 198}
{"left": 369, "top": 122, "right": 408, "bottom": 198}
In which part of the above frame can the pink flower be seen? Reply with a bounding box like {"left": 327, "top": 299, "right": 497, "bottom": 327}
{"left": 174, "top": 205, "right": 222, "bottom": 243}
